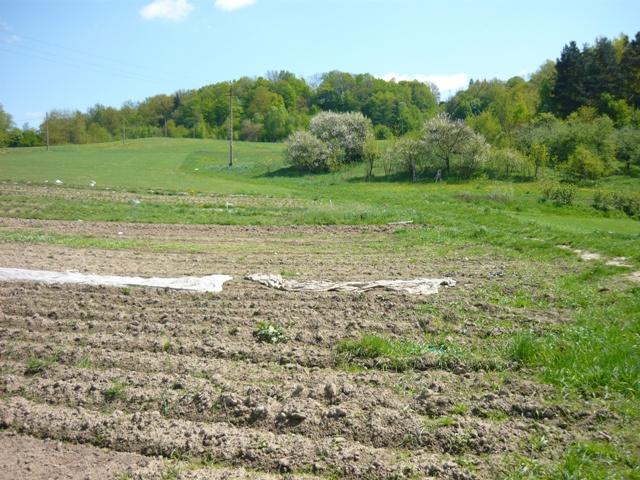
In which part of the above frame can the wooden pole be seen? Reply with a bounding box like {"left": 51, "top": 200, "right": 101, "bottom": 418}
{"left": 228, "top": 84, "right": 234, "bottom": 167}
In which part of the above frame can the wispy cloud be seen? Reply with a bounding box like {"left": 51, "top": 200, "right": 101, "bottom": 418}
{"left": 0, "top": 20, "right": 19, "bottom": 44}
{"left": 214, "top": 0, "right": 256, "bottom": 12}
{"left": 380, "top": 73, "right": 469, "bottom": 98}
{"left": 140, "top": 0, "right": 194, "bottom": 21}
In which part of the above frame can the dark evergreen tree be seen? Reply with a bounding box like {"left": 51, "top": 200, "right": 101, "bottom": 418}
{"left": 583, "top": 37, "right": 622, "bottom": 107}
{"left": 552, "top": 41, "right": 586, "bottom": 117}
{"left": 621, "top": 32, "right": 640, "bottom": 108}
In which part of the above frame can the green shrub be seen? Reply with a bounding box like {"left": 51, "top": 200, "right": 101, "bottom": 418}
{"left": 593, "top": 191, "right": 640, "bottom": 219}
{"left": 592, "top": 190, "right": 613, "bottom": 212}
{"left": 611, "top": 192, "right": 640, "bottom": 219}
{"left": 374, "top": 124, "right": 394, "bottom": 140}
{"left": 563, "top": 144, "right": 606, "bottom": 181}
{"left": 542, "top": 183, "right": 577, "bottom": 206}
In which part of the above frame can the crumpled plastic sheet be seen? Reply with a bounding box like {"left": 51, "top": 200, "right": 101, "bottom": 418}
{"left": 0, "top": 267, "right": 232, "bottom": 293}
{"left": 245, "top": 273, "right": 456, "bottom": 295}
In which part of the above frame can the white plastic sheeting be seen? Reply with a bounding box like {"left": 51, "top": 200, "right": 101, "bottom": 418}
{"left": 245, "top": 273, "right": 456, "bottom": 295}
{"left": 0, "top": 267, "right": 232, "bottom": 293}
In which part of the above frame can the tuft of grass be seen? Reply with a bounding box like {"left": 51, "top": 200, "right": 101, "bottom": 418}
{"left": 336, "top": 334, "right": 447, "bottom": 371}
{"left": 253, "top": 321, "right": 287, "bottom": 344}
{"left": 24, "top": 354, "right": 59, "bottom": 376}
{"left": 75, "top": 356, "right": 93, "bottom": 369}
{"left": 103, "top": 381, "right": 127, "bottom": 401}
{"left": 279, "top": 269, "right": 298, "bottom": 278}
{"left": 507, "top": 331, "right": 543, "bottom": 365}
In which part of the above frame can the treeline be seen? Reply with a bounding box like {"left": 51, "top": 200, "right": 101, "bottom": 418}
{"left": 1, "top": 31, "right": 639, "bottom": 179}
{"left": 0, "top": 71, "right": 438, "bottom": 147}
{"left": 443, "top": 32, "right": 640, "bottom": 178}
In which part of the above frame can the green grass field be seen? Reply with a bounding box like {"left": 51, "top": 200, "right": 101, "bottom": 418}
{"left": 1, "top": 138, "right": 639, "bottom": 477}
{"left": 1, "top": 138, "right": 638, "bottom": 257}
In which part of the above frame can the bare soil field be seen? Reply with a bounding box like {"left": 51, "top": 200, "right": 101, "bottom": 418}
{"left": 0, "top": 216, "right": 625, "bottom": 479}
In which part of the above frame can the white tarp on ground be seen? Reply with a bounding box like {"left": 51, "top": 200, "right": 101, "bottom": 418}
{"left": 0, "top": 267, "right": 232, "bottom": 293}
{"left": 245, "top": 273, "right": 456, "bottom": 295}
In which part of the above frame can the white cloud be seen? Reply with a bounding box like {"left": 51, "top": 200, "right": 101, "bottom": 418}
{"left": 214, "top": 0, "right": 256, "bottom": 11}
{"left": 379, "top": 72, "right": 469, "bottom": 98}
{"left": 140, "top": 0, "right": 194, "bottom": 21}
{"left": 5, "top": 34, "right": 20, "bottom": 44}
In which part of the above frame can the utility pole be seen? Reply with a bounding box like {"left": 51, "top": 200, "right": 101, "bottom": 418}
{"left": 45, "top": 112, "right": 49, "bottom": 151}
{"left": 228, "top": 84, "right": 234, "bottom": 167}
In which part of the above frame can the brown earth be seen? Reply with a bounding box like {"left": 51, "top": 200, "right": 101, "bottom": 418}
{"left": 0, "top": 216, "right": 605, "bottom": 479}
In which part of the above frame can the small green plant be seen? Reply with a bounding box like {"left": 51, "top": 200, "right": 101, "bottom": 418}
{"left": 541, "top": 183, "right": 576, "bottom": 206}
{"left": 451, "top": 403, "right": 469, "bottom": 415}
{"left": 160, "top": 466, "right": 179, "bottom": 480}
{"left": 75, "top": 356, "right": 93, "bottom": 369}
{"left": 104, "top": 381, "right": 127, "bottom": 401}
{"left": 162, "top": 339, "right": 173, "bottom": 352}
{"left": 528, "top": 434, "right": 549, "bottom": 453}
{"left": 24, "top": 354, "right": 59, "bottom": 376}
{"left": 279, "top": 269, "right": 298, "bottom": 278}
{"left": 253, "top": 321, "right": 287, "bottom": 344}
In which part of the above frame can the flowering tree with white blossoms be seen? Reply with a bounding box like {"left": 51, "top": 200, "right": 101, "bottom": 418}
{"left": 285, "top": 131, "right": 337, "bottom": 172}
{"left": 309, "top": 111, "right": 373, "bottom": 163}
{"left": 285, "top": 111, "right": 374, "bottom": 172}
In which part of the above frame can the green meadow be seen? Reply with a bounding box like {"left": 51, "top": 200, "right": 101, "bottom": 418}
{"left": 1, "top": 138, "right": 638, "bottom": 258}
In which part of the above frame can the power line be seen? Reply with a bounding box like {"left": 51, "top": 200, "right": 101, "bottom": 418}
{"left": 14, "top": 32, "right": 194, "bottom": 84}
{"left": 1, "top": 43, "right": 168, "bottom": 85}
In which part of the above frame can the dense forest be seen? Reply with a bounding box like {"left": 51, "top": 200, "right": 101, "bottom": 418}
{"left": 1, "top": 31, "right": 639, "bottom": 176}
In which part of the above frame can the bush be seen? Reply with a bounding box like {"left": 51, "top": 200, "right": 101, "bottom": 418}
{"left": 593, "top": 191, "right": 640, "bottom": 219}
{"left": 542, "top": 183, "right": 577, "bottom": 206}
{"left": 611, "top": 192, "right": 640, "bottom": 219}
{"left": 592, "top": 191, "right": 613, "bottom": 212}
{"left": 374, "top": 124, "right": 394, "bottom": 140}
{"left": 486, "top": 147, "right": 532, "bottom": 178}
{"left": 563, "top": 144, "right": 606, "bottom": 181}
{"left": 285, "top": 131, "right": 336, "bottom": 172}
{"left": 309, "top": 111, "right": 372, "bottom": 163}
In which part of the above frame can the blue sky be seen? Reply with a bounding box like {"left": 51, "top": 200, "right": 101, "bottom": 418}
{"left": 1, "top": 0, "right": 639, "bottom": 127}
